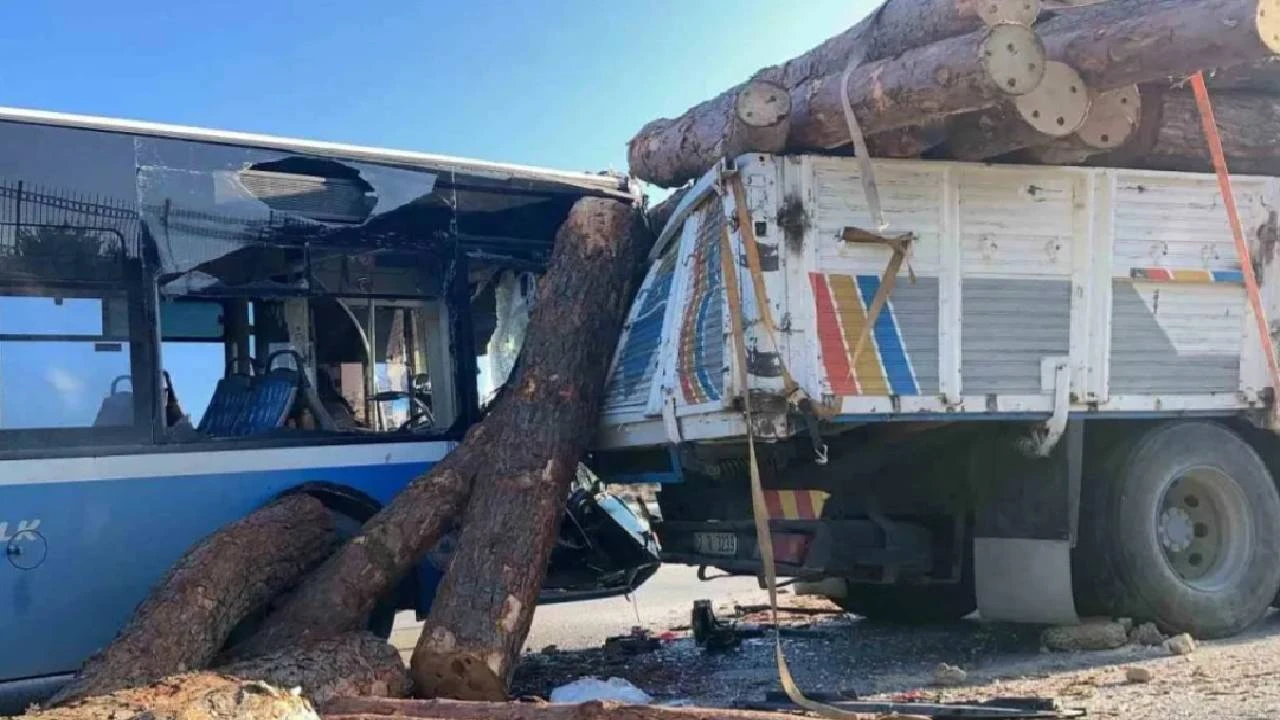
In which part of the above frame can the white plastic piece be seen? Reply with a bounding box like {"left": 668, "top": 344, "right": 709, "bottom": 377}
{"left": 487, "top": 271, "right": 537, "bottom": 398}
{"left": 976, "top": 0, "right": 1040, "bottom": 27}
{"left": 1075, "top": 85, "right": 1141, "bottom": 149}
{"left": 980, "top": 23, "right": 1047, "bottom": 97}
{"left": 550, "top": 677, "right": 654, "bottom": 705}
{"left": 1014, "top": 62, "right": 1091, "bottom": 137}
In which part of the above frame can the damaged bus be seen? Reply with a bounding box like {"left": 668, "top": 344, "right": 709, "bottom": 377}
{"left": 0, "top": 108, "right": 658, "bottom": 708}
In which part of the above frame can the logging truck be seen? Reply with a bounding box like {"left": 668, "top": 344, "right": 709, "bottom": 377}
{"left": 594, "top": 152, "right": 1280, "bottom": 638}
{"left": 0, "top": 108, "right": 659, "bottom": 709}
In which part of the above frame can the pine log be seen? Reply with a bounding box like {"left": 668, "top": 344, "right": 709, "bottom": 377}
{"left": 29, "top": 635, "right": 407, "bottom": 720}
{"left": 320, "top": 698, "right": 853, "bottom": 720}
{"left": 236, "top": 200, "right": 648, "bottom": 661}
{"left": 48, "top": 494, "right": 338, "bottom": 706}
{"left": 1204, "top": 58, "right": 1280, "bottom": 91}
{"left": 1113, "top": 91, "right": 1280, "bottom": 174}
{"left": 410, "top": 200, "right": 651, "bottom": 700}
{"left": 1037, "top": 0, "right": 1280, "bottom": 92}
{"left": 940, "top": 61, "right": 1091, "bottom": 160}
{"left": 628, "top": 80, "right": 791, "bottom": 193}
{"left": 627, "top": 0, "right": 1044, "bottom": 187}
{"left": 1016, "top": 84, "right": 1161, "bottom": 165}
{"left": 785, "top": 23, "right": 1045, "bottom": 153}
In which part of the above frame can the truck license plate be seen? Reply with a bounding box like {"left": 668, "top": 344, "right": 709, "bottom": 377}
{"left": 693, "top": 532, "right": 737, "bottom": 556}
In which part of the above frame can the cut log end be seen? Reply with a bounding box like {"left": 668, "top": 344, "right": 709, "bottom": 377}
{"left": 1013, "top": 61, "right": 1091, "bottom": 136}
{"left": 735, "top": 80, "right": 791, "bottom": 128}
{"left": 411, "top": 651, "right": 508, "bottom": 702}
{"left": 976, "top": 0, "right": 1040, "bottom": 26}
{"left": 1076, "top": 85, "right": 1141, "bottom": 149}
{"left": 980, "top": 23, "right": 1047, "bottom": 96}
{"left": 1258, "top": 0, "right": 1280, "bottom": 53}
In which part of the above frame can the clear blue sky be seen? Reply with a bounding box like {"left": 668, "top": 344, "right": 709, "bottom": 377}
{"left": 0, "top": 1, "right": 874, "bottom": 176}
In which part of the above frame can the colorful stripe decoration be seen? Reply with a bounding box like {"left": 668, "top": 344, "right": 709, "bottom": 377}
{"left": 809, "top": 272, "right": 920, "bottom": 397}
{"left": 1130, "top": 267, "right": 1245, "bottom": 283}
{"left": 677, "top": 214, "right": 724, "bottom": 404}
{"left": 763, "top": 489, "right": 831, "bottom": 520}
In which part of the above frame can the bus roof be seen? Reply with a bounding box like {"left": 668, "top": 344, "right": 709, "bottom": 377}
{"left": 0, "top": 106, "right": 633, "bottom": 199}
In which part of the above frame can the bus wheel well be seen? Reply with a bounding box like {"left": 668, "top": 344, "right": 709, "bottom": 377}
{"left": 276, "top": 482, "right": 419, "bottom": 613}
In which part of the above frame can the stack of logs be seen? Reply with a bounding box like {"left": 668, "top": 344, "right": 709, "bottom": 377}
{"left": 628, "top": 0, "right": 1280, "bottom": 190}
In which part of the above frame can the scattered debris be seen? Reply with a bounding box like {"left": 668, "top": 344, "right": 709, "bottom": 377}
{"left": 603, "top": 627, "right": 660, "bottom": 656}
{"left": 1042, "top": 621, "right": 1129, "bottom": 652}
{"left": 1129, "top": 622, "right": 1166, "bottom": 647}
{"left": 540, "top": 645, "right": 559, "bottom": 656}
{"left": 1165, "top": 633, "right": 1197, "bottom": 656}
{"left": 932, "top": 663, "right": 968, "bottom": 687}
{"left": 1125, "top": 667, "right": 1154, "bottom": 684}
{"left": 691, "top": 599, "right": 741, "bottom": 652}
{"left": 548, "top": 677, "right": 653, "bottom": 705}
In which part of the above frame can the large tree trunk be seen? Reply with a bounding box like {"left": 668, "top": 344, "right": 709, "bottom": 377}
{"left": 1037, "top": 0, "right": 1280, "bottom": 91}
{"left": 1016, "top": 84, "right": 1163, "bottom": 165}
{"left": 938, "top": 61, "right": 1092, "bottom": 160}
{"left": 628, "top": 80, "right": 791, "bottom": 192}
{"left": 48, "top": 494, "right": 338, "bottom": 706}
{"left": 1112, "top": 91, "right": 1280, "bottom": 173}
{"left": 321, "top": 698, "right": 844, "bottom": 720}
{"left": 236, "top": 199, "right": 648, "bottom": 662}
{"left": 784, "top": 23, "right": 1045, "bottom": 153}
{"left": 30, "top": 634, "right": 407, "bottom": 720}
{"left": 409, "top": 200, "right": 650, "bottom": 700}
{"left": 627, "top": 0, "right": 1044, "bottom": 186}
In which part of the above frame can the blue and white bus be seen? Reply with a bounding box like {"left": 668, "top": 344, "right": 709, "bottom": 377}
{"left": 0, "top": 108, "right": 659, "bottom": 707}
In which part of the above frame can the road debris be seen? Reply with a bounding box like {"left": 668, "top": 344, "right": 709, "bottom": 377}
{"left": 1129, "top": 622, "right": 1166, "bottom": 647}
{"left": 1125, "top": 666, "right": 1154, "bottom": 684}
{"left": 548, "top": 677, "right": 653, "bottom": 704}
{"left": 1165, "top": 633, "right": 1197, "bottom": 656}
{"left": 604, "top": 627, "right": 661, "bottom": 656}
{"left": 1042, "top": 620, "right": 1129, "bottom": 651}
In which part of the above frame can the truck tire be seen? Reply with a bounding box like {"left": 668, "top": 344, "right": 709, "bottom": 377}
{"left": 836, "top": 580, "right": 976, "bottom": 624}
{"left": 1074, "top": 421, "right": 1280, "bottom": 638}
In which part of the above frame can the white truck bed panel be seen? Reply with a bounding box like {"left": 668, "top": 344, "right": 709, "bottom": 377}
{"left": 597, "top": 154, "right": 1280, "bottom": 450}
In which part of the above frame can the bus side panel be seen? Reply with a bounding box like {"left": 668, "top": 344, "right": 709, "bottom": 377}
{"left": 0, "top": 443, "right": 447, "bottom": 681}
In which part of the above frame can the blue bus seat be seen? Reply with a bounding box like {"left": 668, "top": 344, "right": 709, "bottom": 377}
{"left": 196, "top": 374, "right": 254, "bottom": 436}
{"left": 243, "top": 368, "right": 301, "bottom": 435}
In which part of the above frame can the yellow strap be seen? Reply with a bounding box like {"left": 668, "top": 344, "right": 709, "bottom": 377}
{"left": 718, "top": 219, "right": 869, "bottom": 720}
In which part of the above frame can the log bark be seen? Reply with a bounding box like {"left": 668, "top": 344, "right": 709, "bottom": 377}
{"left": 1113, "top": 91, "right": 1280, "bottom": 174}
{"left": 48, "top": 494, "right": 338, "bottom": 705}
{"left": 627, "top": 0, "right": 1043, "bottom": 186}
{"left": 1037, "top": 0, "right": 1280, "bottom": 92}
{"left": 785, "top": 23, "right": 1045, "bottom": 152}
{"left": 320, "top": 698, "right": 849, "bottom": 720}
{"left": 230, "top": 439, "right": 476, "bottom": 657}
{"left": 29, "top": 634, "right": 406, "bottom": 720}
{"left": 628, "top": 80, "right": 790, "bottom": 191}
{"left": 1204, "top": 57, "right": 1280, "bottom": 92}
{"left": 409, "top": 199, "right": 651, "bottom": 700}
{"left": 1016, "top": 84, "right": 1162, "bottom": 165}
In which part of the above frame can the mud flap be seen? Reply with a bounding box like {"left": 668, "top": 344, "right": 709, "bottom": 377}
{"left": 973, "top": 420, "right": 1082, "bottom": 624}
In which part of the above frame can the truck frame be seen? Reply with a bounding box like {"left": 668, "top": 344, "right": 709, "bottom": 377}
{"left": 593, "top": 152, "right": 1280, "bottom": 637}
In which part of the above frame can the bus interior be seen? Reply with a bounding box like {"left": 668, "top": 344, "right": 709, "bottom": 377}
{"left": 0, "top": 115, "right": 657, "bottom": 610}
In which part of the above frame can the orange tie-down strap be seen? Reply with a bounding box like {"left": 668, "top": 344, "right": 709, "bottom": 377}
{"left": 1189, "top": 72, "right": 1280, "bottom": 415}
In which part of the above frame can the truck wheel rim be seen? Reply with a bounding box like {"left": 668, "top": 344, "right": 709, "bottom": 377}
{"left": 1156, "top": 466, "right": 1251, "bottom": 592}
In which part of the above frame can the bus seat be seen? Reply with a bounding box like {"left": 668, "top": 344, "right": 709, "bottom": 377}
{"left": 243, "top": 367, "right": 300, "bottom": 434}
{"left": 196, "top": 374, "right": 254, "bottom": 436}
{"left": 92, "top": 376, "right": 134, "bottom": 427}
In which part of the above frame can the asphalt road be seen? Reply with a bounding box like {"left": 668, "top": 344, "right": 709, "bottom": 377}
{"left": 390, "top": 565, "right": 765, "bottom": 661}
